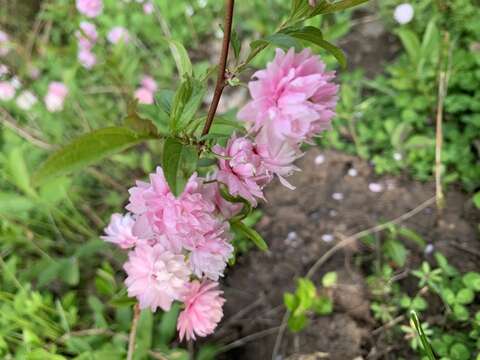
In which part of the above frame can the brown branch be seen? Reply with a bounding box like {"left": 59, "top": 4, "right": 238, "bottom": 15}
{"left": 200, "top": 0, "right": 235, "bottom": 138}
{"left": 127, "top": 303, "right": 141, "bottom": 360}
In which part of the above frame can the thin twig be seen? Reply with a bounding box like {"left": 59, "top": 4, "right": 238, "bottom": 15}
{"left": 127, "top": 303, "right": 141, "bottom": 360}
{"left": 200, "top": 0, "right": 235, "bottom": 138}
{"left": 372, "top": 315, "right": 405, "bottom": 336}
{"left": 271, "top": 196, "right": 436, "bottom": 360}
{"left": 219, "top": 326, "right": 280, "bottom": 354}
{"left": 0, "top": 108, "right": 53, "bottom": 150}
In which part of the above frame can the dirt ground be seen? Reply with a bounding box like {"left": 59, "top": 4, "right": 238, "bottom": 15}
{"left": 213, "top": 149, "right": 480, "bottom": 360}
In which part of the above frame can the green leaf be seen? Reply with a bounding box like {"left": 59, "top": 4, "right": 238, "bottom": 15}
{"left": 162, "top": 138, "right": 198, "bottom": 196}
{"left": 434, "top": 252, "right": 458, "bottom": 277}
{"left": 165, "top": 38, "right": 192, "bottom": 77}
{"left": 450, "top": 343, "right": 470, "bottom": 360}
{"left": 472, "top": 192, "right": 480, "bottom": 209}
{"left": 384, "top": 239, "right": 407, "bottom": 267}
{"left": 231, "top": 29, "right": 241, "bottom": 60}
{"left": 231, "top": 220, "right": 268, "bottom": 251}
{"left": 170, "top": 78, "right": 206, "bottom": 133}
{"left": 135, "top": 310, "right": 153, "bottom": 360}
{"left": 158, "top": 303, "right": 180, "bottom": 346}
{"left": 453, "top": 304, "right": 469, "bottom": 321}
{"left": 322, "top": 271, "right": 337, "bottom": 288}
{"left": 33, "top": 127, "right": 155, "bottom": 185}
{"left": 456, "top": 288, "right": 474, "bottom": 305}
{"left": 284, "top": 292, "right": 298, "bottom": 312}
{"left": 0, "top": 193, "right": 34, "bottom": 215}
{"left": 398, "top": 227, "right": 426, "bottom": 248}
{"left": 311, "top": 0, "right": 368, "bottom": 16}
{"left": 404, "top": 135, "right": 435, "bottom": 150}
{"left": 251, "top": 33, "right": 302, "bottom": 52}
{"left": 287, "top": 314, "right": 308, "bottom": 333}
{"left": 462, "top": 272, "right": 480, "bottom": 291}
{"left": 312, "top": 296, "right": 333, "bottom": 315}
{"left": 59, "top": 258, "right": 80, "bottom": 286}
{"left": 124, "top": 106, "right": 159, "bottom": 136}
{"left": 397, "top": 29, "right": 421, "bottom": 66}
{"left": 283, "top": 26, "right": 346, "bottom": 68}
{"left": 411, "top": 296, "right": 427, "bottom": 311}
{"left": 7, "top": 148, "right": 36, "bottom": 197}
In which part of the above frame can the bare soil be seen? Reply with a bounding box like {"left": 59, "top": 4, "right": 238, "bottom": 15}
{"left": 214, "top": 149, "right": 480, "bottom": 360}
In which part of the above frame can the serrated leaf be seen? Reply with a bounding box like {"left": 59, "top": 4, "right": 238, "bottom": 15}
{"left": 231, "top": 220, "right": 268, "bottom": 251}
{"left": 33, "top": 127, "right": 156, "bottom": 185}
{"left": 162, "top": 138, "right": 198, "bottom": 196}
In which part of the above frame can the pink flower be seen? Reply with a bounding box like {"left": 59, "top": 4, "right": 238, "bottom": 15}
{"left": 134, "top": 87, "right": 154, "bottom": 104}
{"left": 0, "top": 81, "right": 15, "bottom": 101}
{"left": 255, "top": 128, "right": 301, "bottom": 189}
{"left": 143, "top": 2, "right": 154, "bottom": 14}
{"left": 124, "top": 244, "right": 191, "bottom": 311}
{"left": 141, "top": 75, "right": 157, "bottom": 93}
{"left": 76, "top": 21, "right": 98, "bottom": 50}
{"left": 44, "top": 81, "right": 68, "bottom": 112}
{"left": 200, "top": 181, "right": 242, "bottom": 219}
{"left": 177, "top": 281, "right": 225, "bottom": 341}
{"left": 0, "top": 30, "right": 10, "bottom": 57}
{"left": 101, "top": 213, "right": 139, "bottom": 249}
{"left": 76, "top": 0, "right": 103, "bottom": 18}
{"left": 0, "top": 64, "right": 9, "bottom": 76}
{"left": 238, "top": 48, "right": 338, "bottom": 143}
{"left": 78, "top": 49, "right": 97, "bottom": 69}
{"left": 213, "top": 136, "right": 271, "bottom": 206}
{"left": 126, "top": 168, "right": 223, "bottom": 253}
{"left": 184, "top": 222, "right": 233, "bottom": 281}
{"left": 16, "top": 90, "right": 38, "bottom": 110}
{"left": 107, "top": 26, "right": 130, "bottom": 45}
{"left": 309, "top": 0, "right": 317, "bottom": 6}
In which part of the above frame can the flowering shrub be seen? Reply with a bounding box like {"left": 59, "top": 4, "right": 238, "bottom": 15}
{"left": 1, "top": 0, "right": 367, "bottom": 355}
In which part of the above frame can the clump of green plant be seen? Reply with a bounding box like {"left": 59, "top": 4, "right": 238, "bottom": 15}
{"left": 364, "top": 225, "right": 480, "bottom": 360}
{"left": 283, "top": 272, "right": 336, "bottom": 332}
{"left": 324, "top": 0, "right": 480, "bottom": 192}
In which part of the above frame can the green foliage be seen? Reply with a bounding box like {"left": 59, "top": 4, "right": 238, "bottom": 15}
{"left": 323, "top": 0, "right": 480, "bottom": 192}
{"left": 365, "top": 225, "right": 480, "bottom": 360}
{"left": 284, "top": 275, "right": 335, "bottom": 333}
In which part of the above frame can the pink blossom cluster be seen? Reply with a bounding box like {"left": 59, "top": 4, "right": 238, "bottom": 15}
{"left": 44, "top": 82, "right": 68, "bottom": 112}
{"left": 216, "top": 48, "right": 338, "bottom": 202}
{"left": 102, "top": 48, "right": 337, "bottom": 342}
{"left": 76, "top": 0, "right": 103, "bottom": 18}
{"left": 76, "top": 22, "right": 98, "bottom": 69}
{"left": 102, "top": 168, "right": 236, "bottom": 340}
{"left": 135, "top": 75, "right": 157, "bottom": 104}
{"left": 107, "top": 26, "right": 130, "bottom": 45}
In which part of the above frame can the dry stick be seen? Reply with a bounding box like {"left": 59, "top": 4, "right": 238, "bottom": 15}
{"left": 200, "top": 0, "right": 235, "bottom": 138}
{"left": 435, "top": 32, "right": 451, "bottom": 211}
{"left": 218, "top": 326, "right": 280, "bottom": 354}
{"left": 0, "top": 108, "right": 53, "bottom": 150}
{"left": 271, "top": 196, "right": 436, "bottom": 360}
{"left": 127, "top": 303, "right": 141, "bottom": 360}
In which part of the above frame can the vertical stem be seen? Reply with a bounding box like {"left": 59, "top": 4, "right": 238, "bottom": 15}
{"left": 435, "top": 31, "right": 450, "bottom": 211}
{"left": 127, "top": 303, "right": 141, "bottom": 360}
{"left": 201, "top": 0, "right": 235, "bottom": 138}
